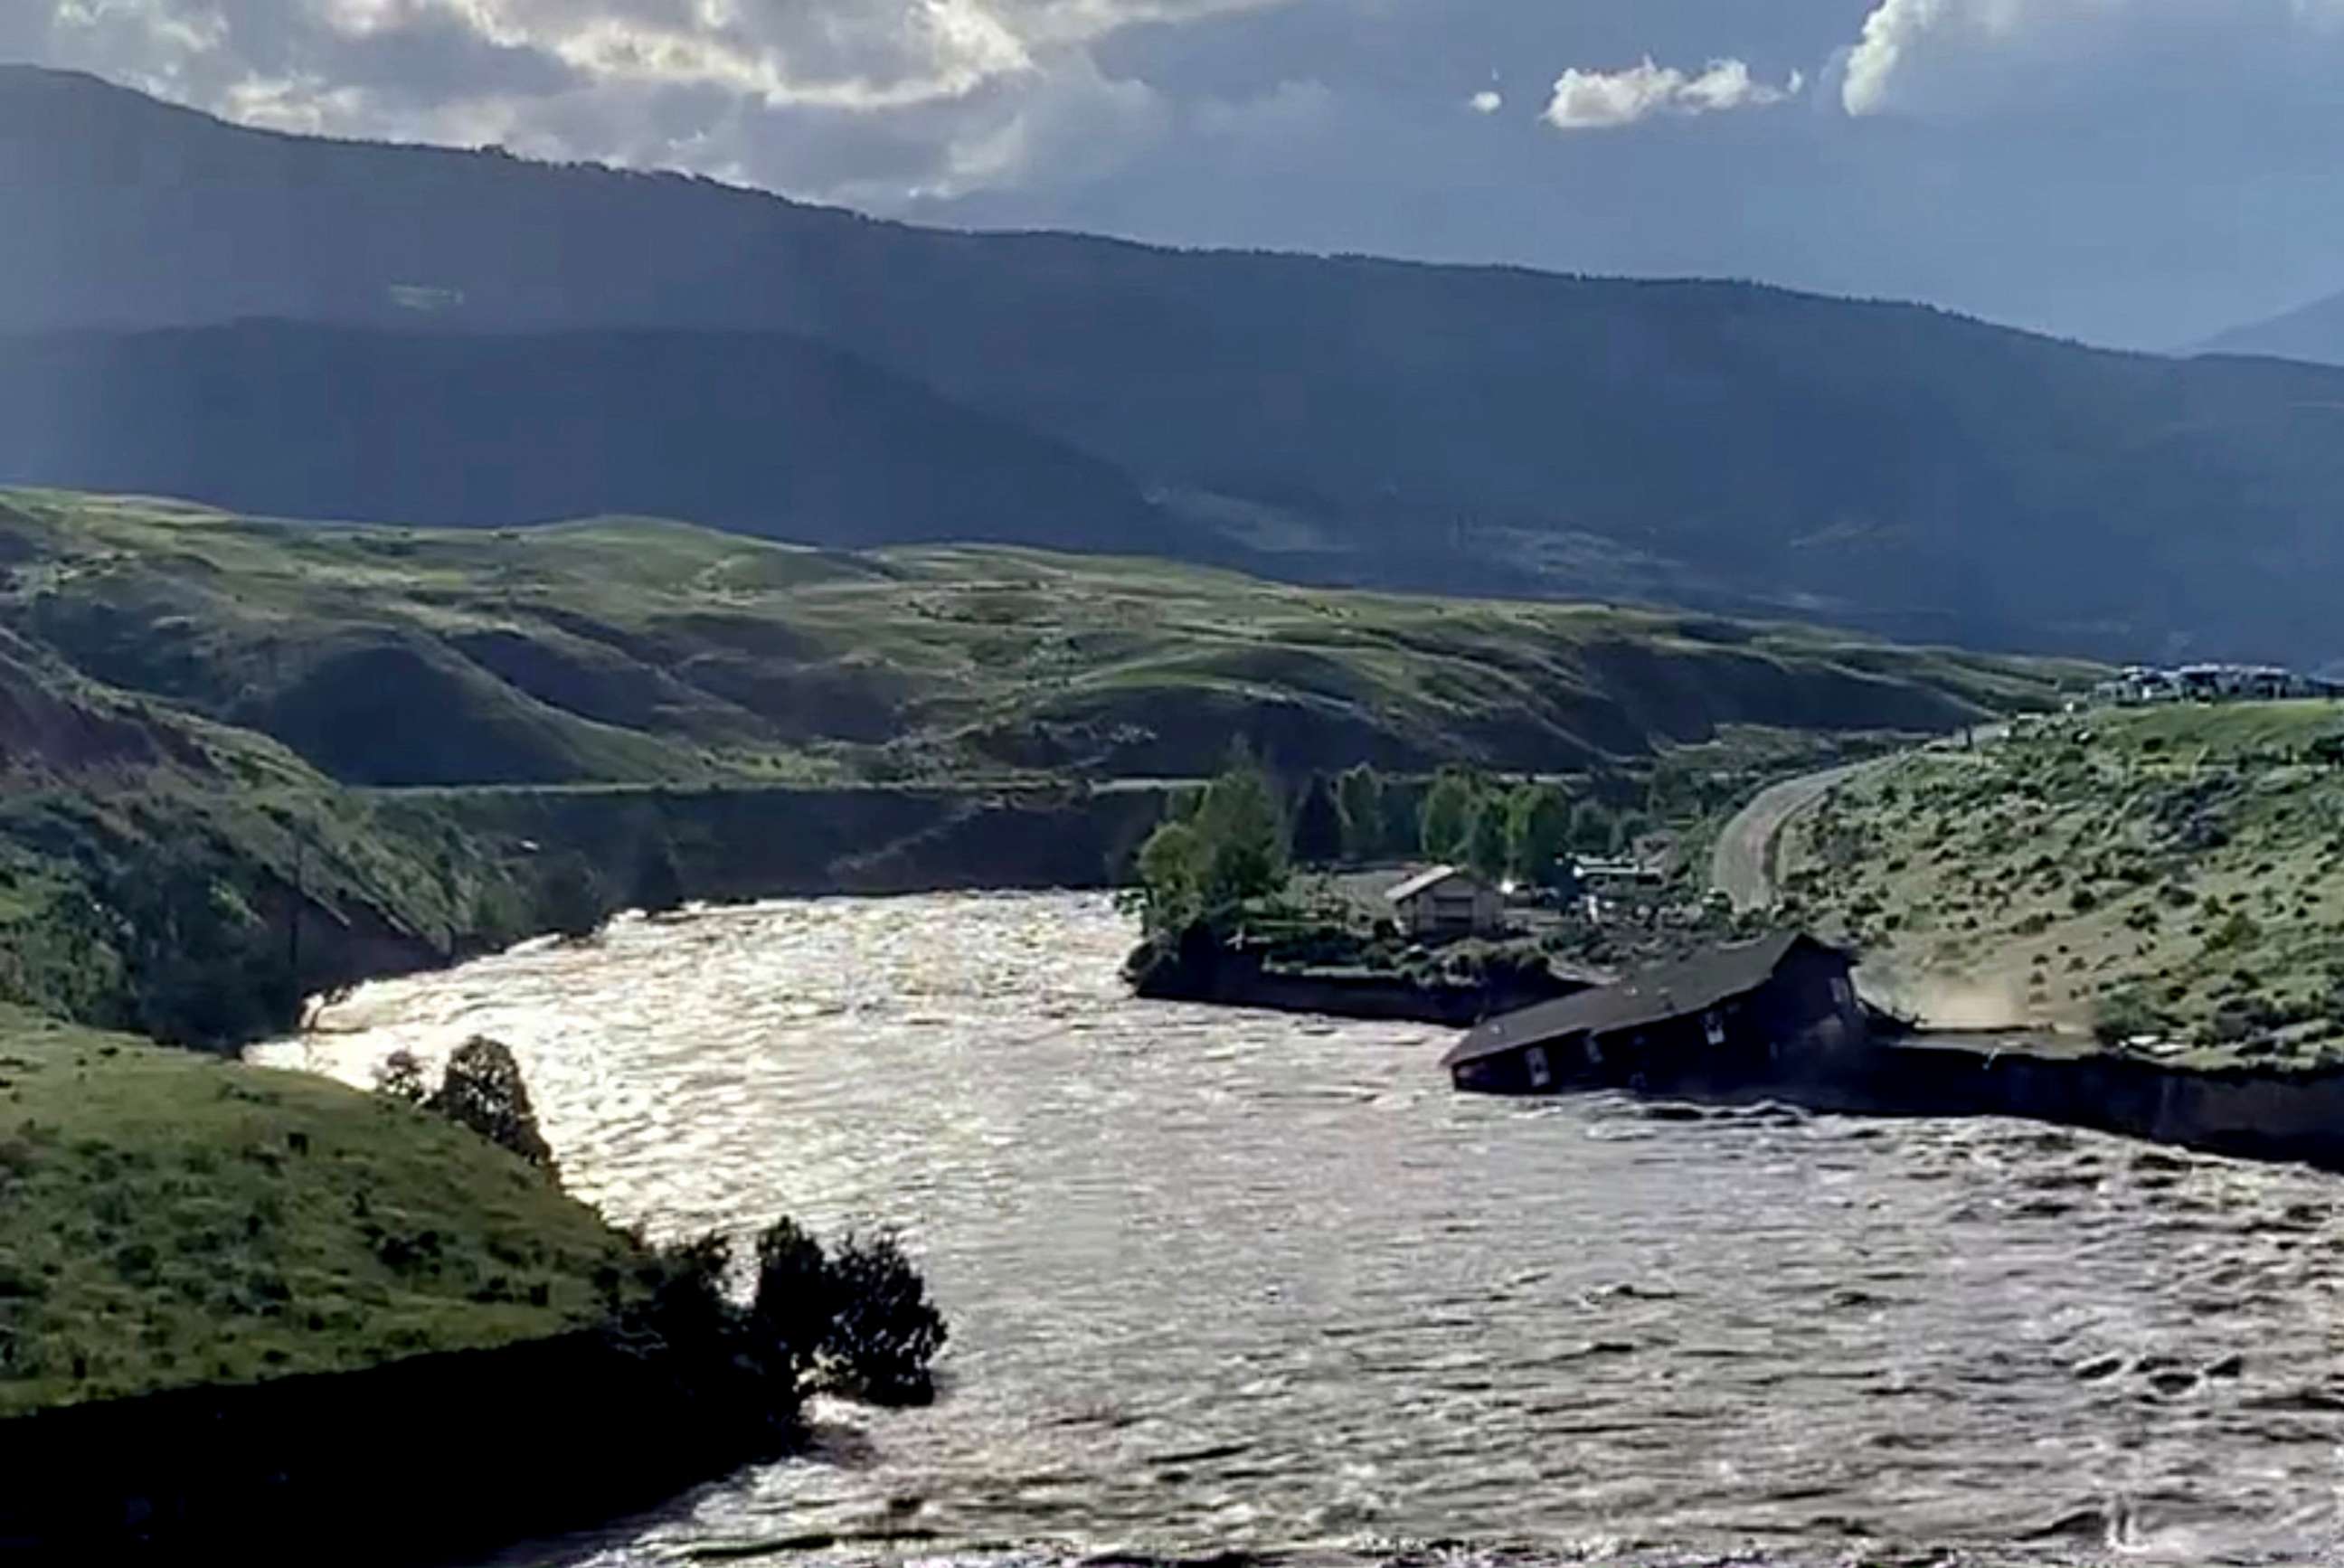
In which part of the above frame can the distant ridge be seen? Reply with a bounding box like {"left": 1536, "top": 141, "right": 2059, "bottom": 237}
{"left": 7, "top": 65, "right": 2344, "bottom": 665}
{"left": 2197, "top": 289, "right": 2344, "bottom": 367}
{"left": 0, "top": 322, "right": 1174, "bottom": 554}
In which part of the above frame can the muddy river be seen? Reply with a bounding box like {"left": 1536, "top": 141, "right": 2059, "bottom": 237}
{"left": 253, "top": 893, "right": 2344, "bottom": 1566}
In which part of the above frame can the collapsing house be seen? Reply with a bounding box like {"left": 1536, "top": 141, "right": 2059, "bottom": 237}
{"left": 1442, "top": 932, "right": 1862, "bottom": 1095}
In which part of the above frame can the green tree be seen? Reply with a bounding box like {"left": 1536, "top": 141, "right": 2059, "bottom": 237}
{"left": 1335, "top": 763, "right": 1385, "bottom": 861}
{"left": 1465, "top": 796, "right": 1509, "bottom": 881}
{"left": 1132, "top": 818, "right": 1206, "bottom": 937}
{"left": 1419, "top": 770, "right": 1478, "bottom": 863}
{"left": 1573, "top": 804, "right": 1607, "bottom": 859}
{"left": 1192, "top": 742, "right": 1288, "bottom": 909}
{"left": 428, "top": 1036, "right": 560, "bottom": 1177}
{"left": 1129, "top": 745, "right": 1290, "bottom": 935}
{"left": 1290, "top": 773, "right": 1344, "bottom": 865}
{"left": 1504, "top": 783, "right": 1574, "bottom": 885}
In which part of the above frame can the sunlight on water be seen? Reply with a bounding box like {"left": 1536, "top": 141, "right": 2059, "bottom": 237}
{"left": 253, "top": 894, "right": 2344, "bottom": 1567}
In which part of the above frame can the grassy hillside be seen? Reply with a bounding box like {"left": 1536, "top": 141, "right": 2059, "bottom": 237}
{"left": 0, "top": 490, "right": 2089, "bottom": 789}
{"left": 1783, "top": 704, "right": 2344, "bottom": 1061}
{"left": 0, "top": 1005, "right": 643, "bottom": 1414}
{"left": 9, "top": 68, "right": 2344, "bottom": 659}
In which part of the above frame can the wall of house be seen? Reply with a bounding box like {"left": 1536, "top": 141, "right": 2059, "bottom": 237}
{"left": 1399, "top": 878, "right": 1501, "bottom": 940}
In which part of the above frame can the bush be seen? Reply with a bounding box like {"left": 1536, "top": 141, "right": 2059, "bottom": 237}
{"left": 742, "top": 1221, "right": 948, "bottom": 1407}
{"left": 2093, "top": 989, "right": 2161, "bottom": 1045}
{"left": 2206, "top": 912, "right": 2263, "bottom": 952}
{"left": 747, "top": 1216, "right": 835, "bottom": 1389}
{"left": 382, "top": 1037, "right": 560, "bottom": 1177}
{"left": 815, "top": 1232, "right": 949, "bottom": 1406}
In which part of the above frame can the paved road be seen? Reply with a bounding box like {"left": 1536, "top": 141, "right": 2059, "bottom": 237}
{"left": 1707, "top": 761, "right": 1877, "bottom": 912}
{"left": 1710, "top": 726, "right": 2008, "bottom": 912}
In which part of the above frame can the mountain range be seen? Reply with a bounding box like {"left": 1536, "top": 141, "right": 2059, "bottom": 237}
{"left": 5, "top": 63, "right": 2344, "bottom": 666}
{"left": 2198, "top": 291, "right": 2344, "bottom": 367}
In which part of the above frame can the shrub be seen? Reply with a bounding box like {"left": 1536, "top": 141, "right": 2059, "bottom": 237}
{"left": 2093, "top": 988, "right": 2161, "bottom": 1045}
{"left": 814, "top": 1232, "right": 949, "bottom": 1406}
{"left": 747, "top": 1216, "right": 835, "bottom": 1389}
{"left": 2206, "top": 912, "right": 2263, "bottom": 952}
{"left": 382, "top": 1037, "right": 560, "bottom": 1177}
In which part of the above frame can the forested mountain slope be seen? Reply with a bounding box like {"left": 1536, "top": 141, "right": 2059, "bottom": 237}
{"left": 7, "top": 67, "right": 2343, "bottom": 661}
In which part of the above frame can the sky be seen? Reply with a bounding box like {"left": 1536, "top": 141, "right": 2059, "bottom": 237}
{"left": 13, "top": 0, "right": 2344, "bottom": 348}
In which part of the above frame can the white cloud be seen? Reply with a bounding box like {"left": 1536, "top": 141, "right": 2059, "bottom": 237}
{"left": 29, "top": 0, "right": 1295, "bottom": 198}
{"left": 1543, "top": 56, "right": 1799, "bottom": 131}
{"left": 1842, "top": 0, "right": 2344, "bottom": 117}
{"left": 1468, "top": 88, "right": 1501, "bottom": 114}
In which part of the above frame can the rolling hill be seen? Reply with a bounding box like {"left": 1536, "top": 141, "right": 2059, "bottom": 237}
{"left": 0, "top": 490, "right": 2090, "bottom": 789}
{"left": 5, "top": 67, "right": 2344, "bottom": 663}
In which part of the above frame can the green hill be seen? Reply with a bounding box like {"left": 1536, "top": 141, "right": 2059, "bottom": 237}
{"left": 1783, "top": 704, "right": 2344, "bottom": 1059}
{"left": 0, "top": 491, "right": 2089, "bottom": 788}
{"left": 7, "top": 67, "right": 2344, "bottom": 661}
{"left": 0, "top": 1005, "right": 643, "bottom": 1414}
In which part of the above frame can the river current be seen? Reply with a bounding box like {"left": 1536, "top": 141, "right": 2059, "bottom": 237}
{"left": 252, "top": 893, "right": 2344, "bottom": 1567}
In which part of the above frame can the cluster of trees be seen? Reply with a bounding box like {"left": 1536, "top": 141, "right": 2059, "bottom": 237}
{"left": 1413, "top": 770, "right": 1640, "bottom": 885}
{"left": 1129, "top": 746, "right": 1290, "bottom": 937}
{"left": 1129, "top": 750, "right": 1649, "bottom": 937}
{"left": 606, "top": 1213, "right": 950, "bottom": 1465}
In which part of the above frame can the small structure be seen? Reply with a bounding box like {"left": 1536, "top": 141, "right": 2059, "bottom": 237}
{"left": 1385, "top": 864, "right": 1504, "bottom": 940}
{"left": 2094, "top": 662, "right": 2344, "bottom": 706}
{"left": 1571, "top": 855, "right": 1668, "bottom": 923}
{"left": 1442, "top": 931, "right": 1860, "bottom": 1095}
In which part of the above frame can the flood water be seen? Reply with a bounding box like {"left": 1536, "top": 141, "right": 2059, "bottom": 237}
{"left": 252, "top": 893, "right": 2344, "bottom": 1567}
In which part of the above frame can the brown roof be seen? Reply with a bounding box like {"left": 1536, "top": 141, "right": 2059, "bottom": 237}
{"left": 1441, "top": 932, "right": 1834, "bottom": 1068}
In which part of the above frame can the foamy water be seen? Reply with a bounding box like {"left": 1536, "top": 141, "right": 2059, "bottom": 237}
{"left": 253, "top": 893, "right": 2344, "bottom": 1567}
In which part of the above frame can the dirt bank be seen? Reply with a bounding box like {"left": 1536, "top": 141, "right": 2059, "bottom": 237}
{"left": 0, "top": 1329, "right": 785, "bottom": 1564}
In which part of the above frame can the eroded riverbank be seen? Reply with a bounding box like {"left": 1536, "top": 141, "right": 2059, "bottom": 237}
{"left": 260, "top": 893, "right": 2344, "bottom": 1566}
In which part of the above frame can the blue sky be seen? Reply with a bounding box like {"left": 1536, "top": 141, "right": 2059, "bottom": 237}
{"left": 14, "top": 0, "right": 2344, "bottom": 347}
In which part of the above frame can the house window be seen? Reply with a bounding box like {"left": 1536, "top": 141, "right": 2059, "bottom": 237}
{"left": 1526, "top": 1045, "right": 1552, "bottom": 1090}
{"left": 1703, "top": 1009, "right": 1726, "bottom": 1046}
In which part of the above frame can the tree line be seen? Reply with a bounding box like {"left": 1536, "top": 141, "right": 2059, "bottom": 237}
{"left": 1129, "top": 748, "right": 1646, "bottom": 938}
